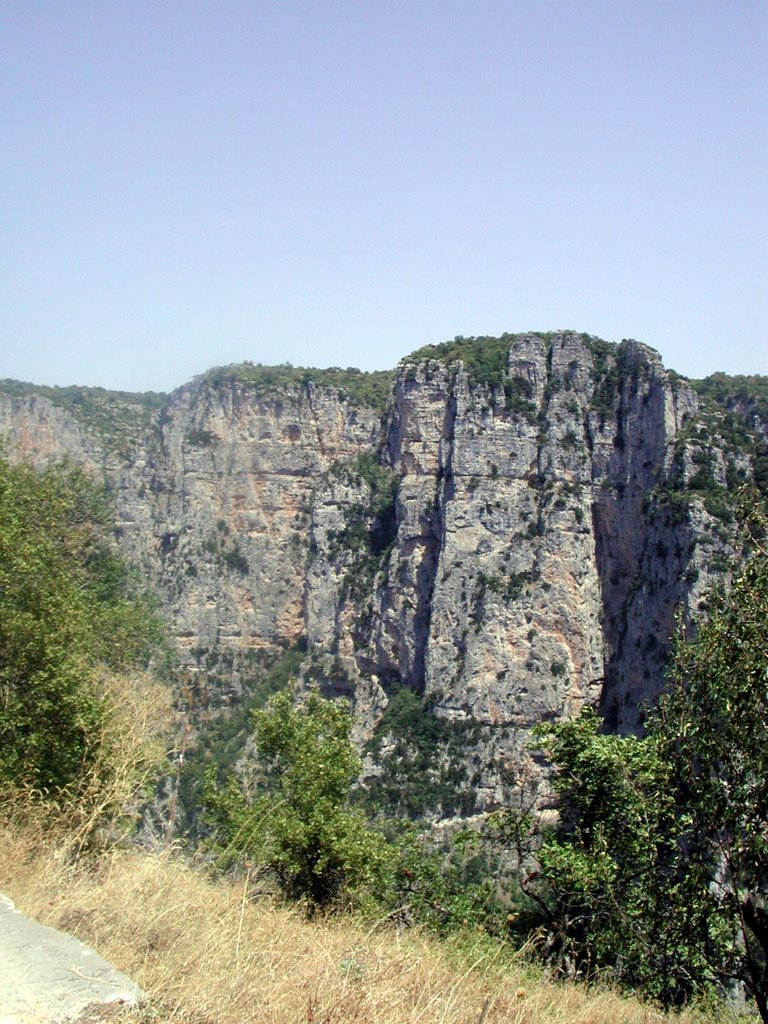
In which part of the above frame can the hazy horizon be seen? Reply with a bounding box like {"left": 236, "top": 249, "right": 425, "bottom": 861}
{"left": 4, "top": 327, "right": 768, "bottom": 397}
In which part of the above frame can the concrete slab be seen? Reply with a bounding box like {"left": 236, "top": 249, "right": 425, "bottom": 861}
{"left": 0, "top": 894, "right": 143, "bottom": 1023}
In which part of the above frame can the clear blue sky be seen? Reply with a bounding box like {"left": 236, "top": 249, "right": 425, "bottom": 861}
{"left": 2, "top": 1, "right": 766, "bottom": 393}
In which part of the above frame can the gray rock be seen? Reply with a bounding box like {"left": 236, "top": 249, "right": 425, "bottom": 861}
{"left": 1, "top": 334, "right": 764, "bottom": 815}
{"left": 0, "top": 895, "right": 143, "bottom": 1022}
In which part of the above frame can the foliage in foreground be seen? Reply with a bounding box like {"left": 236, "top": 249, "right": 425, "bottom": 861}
{"left": 3, "top": 818, "right": 729, "bottom": 1024}
{"left": 657, "top": 506, "right": 768, "bottom": 1019}
{"left": 204, "top": 690, "right": 393, "bottom": 907}
{"left": 204, "top": 689, "right": 500, "bottom": 931}
{"left": 524, "top": 502, "right": 768, "bottom": 1019}
{"left": 0, "top": 455, "right": 167, "bottom": 801}
{"left": 529, "top": 712, "right": 713, "bottom": 1007}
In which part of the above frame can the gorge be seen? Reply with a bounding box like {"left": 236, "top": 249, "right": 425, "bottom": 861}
{"left": 2, "top": 331, "right": 766, "bottom": 820}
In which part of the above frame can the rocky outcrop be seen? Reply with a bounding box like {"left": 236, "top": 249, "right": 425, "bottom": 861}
{"left": 1, "top": 335, "right": 764, "bottom": 815}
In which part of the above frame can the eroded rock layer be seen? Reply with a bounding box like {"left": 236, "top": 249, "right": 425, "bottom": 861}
{"left": 2, "top": 334, "right": 765, "bottom": 814}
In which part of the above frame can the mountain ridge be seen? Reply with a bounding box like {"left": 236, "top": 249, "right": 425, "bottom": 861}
{"left": 2, "top": 332, "right": 766, "bottom": 820}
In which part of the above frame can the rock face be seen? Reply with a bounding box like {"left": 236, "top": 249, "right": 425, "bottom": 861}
{"left": 1, "top": 334, "right": 765, "bottom": 815}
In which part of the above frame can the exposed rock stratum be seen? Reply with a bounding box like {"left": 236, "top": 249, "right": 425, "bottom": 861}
{"left": 2, "top": 333, "right": 766, "bottom": 816}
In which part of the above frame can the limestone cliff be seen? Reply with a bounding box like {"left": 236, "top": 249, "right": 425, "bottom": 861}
{"left": 1, "top": 336, "right": 765, "bottom": 816}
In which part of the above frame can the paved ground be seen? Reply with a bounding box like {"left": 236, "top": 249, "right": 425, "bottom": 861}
{"left": 0, "top": 894, "right": 143, "bottom": 1024}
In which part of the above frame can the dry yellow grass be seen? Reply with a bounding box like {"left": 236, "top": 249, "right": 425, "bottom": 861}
{"left": 0, "top": 818, "right": 733, "bottom": 1024}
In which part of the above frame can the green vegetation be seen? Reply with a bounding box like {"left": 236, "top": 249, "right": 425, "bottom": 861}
{"left": 648, "top": 384, "right": 768, "bottom": 525}
{"left": 404, "top": 331, "right": 623, "bottom": 420}
{"left": 503, "top": 375, "right": 537, "bottom": 420}
{"left": 175, "top": 645, "right": 308, "bottom": 822}
{"left": 477, "top": 569, "right": 534, "bottom": 602}
{"left": 0, "top": 378, "right": 165, "bottom": 453}
{"left": 377, "top": 822, "right": 502, "bottom": 934}
{"left": 327, "top": 452, "right": 399, "bottom": 602}
{"left": 656, "top": 507, "right": 768, "bottom": 1020}
{"left": 519, "top": 504, "right": 768, "bottom": 1019}
{"left": 586, "top": 338, "right": 625, "bottom": 418}
{"left": 527, "top": 711, "right": 709, "bottom": 1007}
{"left": 184, "top": 428, "right": 216, "bottom": 447}
{"left": 221, "top": 545, "right": 249, "bottom": 575}
{"left": 648, "top": 441, "right": 736, "bottom": 525}
{"left": 204, "top": 686, "right": 499, "bottom": 930}
{"left": 691, "top": 371, "right": 768, "bottom": 421}
{"left": 405, "top": 333, "right": 566, "bottom": 416}
{"left": 204, "top": 690, "right": 392, "bottom": 907}
{"left": 363, "top": 688, "right": 479, "bottom": 819}
{"left": 405, "top": 334, "right": 517, "bottom": 390}
{"left": 202, "top": 362, "right": 394, "bottom": 411}
{"left": 406, "top": 332, "right": 595, "bottom": 389}
{"left": 686, "top": 448, "right": 733, "bottom": 522}
{"left": 329, "top": 451, "right": 397, "bottom": 505}
{"left": 201, "top": 520, "right": 250, "bottom": 576}
{"left": 0, "top": 455, "right": 165, "bottom": 797}
{"left": 687, "top": 373, "right": 768, "bottom": 495}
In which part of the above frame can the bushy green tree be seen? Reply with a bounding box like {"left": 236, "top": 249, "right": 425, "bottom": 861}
{"left": 205, "top": 690, "right": 392, "bottom": 908}
{"left": 205, "top": 688, "right": 509, "bottom": 932}
{"left": 370, "top": 820, "right": 504, "bottom": 935}
{"left": 531, "top": 711, "right": 713, "bottom": 1007}
{"left": 655, "top": 509, "right": 768, "bottom": 1020}
{"left": 527, "top": 504, "right": 768, "bottom": 1018}
{"left": 0, "top": 456, "right": 163, "bottom": 794}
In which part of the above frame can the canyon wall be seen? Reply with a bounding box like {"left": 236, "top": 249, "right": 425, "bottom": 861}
{"left": 2, "top": 334, "right": 764, "bottom": 814}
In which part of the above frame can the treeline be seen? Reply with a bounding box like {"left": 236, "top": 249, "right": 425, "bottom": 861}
{"left": 202, "top": 362, "right": 393, "bottom": 410}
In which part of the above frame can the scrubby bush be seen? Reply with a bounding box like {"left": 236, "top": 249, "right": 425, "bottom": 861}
{"left": 204, "top": 690, "right": 393, "bottom": 908}
{"left": 0, "top": 456, "right": 167, "bottom": 803}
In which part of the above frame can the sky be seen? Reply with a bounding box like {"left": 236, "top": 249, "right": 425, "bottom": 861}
{"left": 1, "top": 1, "right": 766, "bottom": 394}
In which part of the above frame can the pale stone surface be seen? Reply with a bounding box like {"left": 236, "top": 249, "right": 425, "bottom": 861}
{"left": 1, "top": 335, "right": 763, "bottom": 811}
{"left": 0, "top": 895, "right": 142, "bottom": 1023}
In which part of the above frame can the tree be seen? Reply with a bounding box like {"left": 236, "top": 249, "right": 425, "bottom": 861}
{"left": 529, "top": 711, "right": 712, "bottom": 1007}
{"left": 204, "top": 690, "right": 392, "bottom": 908}
{"left": 204, "top": 688, "right": 507, "bottom": 928}
{"left": 527, "top": 503, "right": 768, "bottom": 1018}
{"left": 0, "top": 456, "right": 164, "bottom": 795}
{"left": 655, "top": 507, "right": 768, "bottom": 1020}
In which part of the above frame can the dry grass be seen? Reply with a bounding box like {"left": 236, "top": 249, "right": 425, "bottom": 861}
{"left": 0, "top": 818, "right": 732, "bottom": 1024}
{"left": 7, "top": 668, "right": 175, "bottom": 859}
